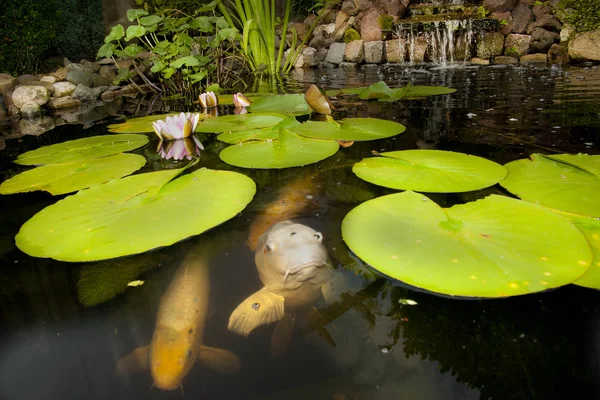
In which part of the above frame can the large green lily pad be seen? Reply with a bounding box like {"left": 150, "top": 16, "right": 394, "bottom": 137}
{"left": 325, "top": 82, "right": 456, "bottom": 101}
{"left": 107, "top": 114, "right": 177, "bottom": 133}
{"left": 219, "top": 129, "right": 339, "bottom": 169}
{"left": 217, "top": 117, "right": 300, "bottom": 144}
{"left": 0, "top": 153, "right": 146, "bottom": 195}
{"left": 247, "top": 94, "right": 312, "bottom": 116}
{"left": 195, "top": 113, "right": 288, "bottom": 134}
{"left": 15, "top": 134, "right": 149, "bottom": 165}
{"left": 353, "top": 150, "right": 507, "bottom": 193}
{"left": 292, "top": 118, "right": 406, "bottom": 141}
{"left": 342, "top": 191, "right": 591, "bottom": 298}
{"left": 16, "top": 168, "right": 256, "bottom": 262}
{"left": 500, "top": 153, "right": 600, "bottom": 218}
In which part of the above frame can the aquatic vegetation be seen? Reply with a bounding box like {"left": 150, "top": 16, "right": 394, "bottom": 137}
{"left": 108, "top": 114, "right": 179, "bottom": 133}
{"left": 292, "top": 117, "right": 406, "bottom": 141}
{"left": 559, "top": 212, "right": 600, "bottom": 289}
{"left": 341, "top": 191, "right": 591, "bottom": 298}
{"left": 198, "top": 91, "right": 219, "bottom": 109}
{"left": 247, "top": 94, "right": 312, "bottom": 116}
{"left": 304, "top": 84, "right": 334, "bottom": 115}
{"left": 217, "top": 117, "right": 300, "bottom": 144}
{"left": 0, "top": 154, "right": 146, "bottom": 196}
{"left": 157, "top": 136, "right": 204, "bottom": 160}
{"left": 16, "top": 168, "right": 256, "bottom": 262}
{"left": 326, "top": 81, "right": 457, "bottom": 101}
{"left": 352, "top": 150, "right": 507, "bottom": 193}
{"left": 232, "top": 92, "right": 252, "bottom": 108}
{"left": 500, "top": 153, "right": 600, "bottom": 218}
{"left": 152, "top": 112, "right": 201, "bottom": 141}
{"left": 195, "top": 113, "right": 288, "bottom": 133}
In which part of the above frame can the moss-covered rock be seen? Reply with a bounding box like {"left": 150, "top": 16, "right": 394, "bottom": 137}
{"left": 344, "top": 28, "right": 361, "bottom": 43}
{"left": 378, "top": 14, "right": 394, "bottom": 32}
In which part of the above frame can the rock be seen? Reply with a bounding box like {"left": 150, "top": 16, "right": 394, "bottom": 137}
{"left": 16, "top": 75, "right": 38, "bottom": 85}
{"left": 99, "top": 66, "right": 117, "bottom": 85}
{"left": 411, "top": 36, "right": 428, "bottom": 63}
{"left": 98, "top": 58, "right": 114, "bottom": 66}
{"left": 345, "top": 40, "right": 365, "bottom": 63}
{"left": 339, "top": 62, "right": 358, "bottom": 69}
{"left": 533, "top": 15, "right": 561, "bottom": 32}
{"left": 470, "top": 57, "right": 491, "bottom": 65}
{"left": 0, "top": 74, "right": 15, "bottom": 95}
{"left": 91, "top": 86, "right": 109, "bottom": 99}
{"left": 19, "top": 102, "right": 42, "bottom": 117}
{"left": 530, "top": 27, "right": 559, "bottom": 53}
{"left": 385, "top": 0, "right": 409, "bottom": 17}
{"left": 40, "top": 76, "right": 58, "bottom": 84}
{"left": 354, "top": 0, "right": 371, "bottom": 12}
{"left": 101, "top": 90, "right": 118, "bottom": 102}
{"left": 8, "top": 105, "right": 19, "bottom": 116}
{"left": 359, "top": 7, "right": 385, "bottom": 42}
{"left": 483, "top": 0, "right": 519, "bottom": 13}
{"left": 364, "top": 41, "right": 385, "bottom": 63}
{"left": 335, "top": 10, "right": 350, "bottom": 32}
{"left": 46, "top": 96, "right": 81, "bottom": 110}
{"left": 19, "top": 116, "right": 55, "bottom": 136}
{"left": 90, "top": 74, "right": 111, "bottom": 88}
{"left": 560, "top": 25, "right": 573, "bottom": 43}
{"left": 520, "top": 53, "right": 547, "bottom": 63}
{"left": 334, "top": 18, "right": 355, "bottom": 42}
{"left": 303, "top": 14, "right": 318, "bottom": 27}
{"left": 288, "top": 22, "right": 309, "bottom": 42}
{"left": 24, "top": 81, "right": 55, "bottom": 96}
{"left": 80, "top": 60, "right": 101, "bottom": 73}
{"left": 325, "top": 42, "right": 346, "bottom": 64}
{"left": 72, "top": 84, "right": 98, "bottom": 102}
{"left": 493, "top": 56, "right": 519, "bottom": 64}
{"left": 532, "top": 5, "right": 552, "bottom": 18}
{"left": 520, "top": 0, "right": 535, "bottom": 6}
{"left": 511, "top": 4, "right": 533, "bottom": 34}
{"left": 301, "top": 47, "right": 326, "bottom": 67}
{"left": 0, "top": 101, "right": 5, "bottom": 119}
{"left": 11, "top": 86, "right": 49, "bottom": 109}
{"left": 113, "top": 58, "right": 134, "bottom": 70}
{"left": 53, "top": 82, "right": 77, "bottom": 98}
{"left": 493, "top": 12, "right": 513, "bottom": 36}
{"left": 569, "top": 30, "right": 600, "bottom": 62}
{"left": 386, "top": 39, "right": 407, "bottom": 63}
{"left": 548, "top": 43, "right": 569, "bottom": 64}
{"left": 117, "top": 84, "right": 139, "bottom": 96}
{"left": 341, "top": 0, "right": 359, "bottom": 16}
{"left": 313, "top": 48, "right": 329, "bottom": 66}
{"left": 66, "top": 70, "right": 93, "bottom": 87}
{"left": 504, "top": 34, "right": 531, "bottom": 56}
{"left": 476, "top": 32, "right": 505, "bottom": 58}
{"left": 314, "top": 23, "right": 336, "bottom": 37}
{"left": 51, "top": 67, "right": 69, "bottom": 81}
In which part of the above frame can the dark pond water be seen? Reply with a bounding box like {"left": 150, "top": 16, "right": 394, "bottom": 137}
{"left": 1, "top": 63, "right": 599, "bottom": 400}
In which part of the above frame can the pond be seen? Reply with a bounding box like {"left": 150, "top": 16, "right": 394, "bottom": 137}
{"left": 1, "top": 63, "right": 599, "bottom": 400}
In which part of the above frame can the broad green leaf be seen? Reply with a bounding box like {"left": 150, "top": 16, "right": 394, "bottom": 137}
{"left": 123, "top": 44, "right": 145, "bottom": 58}
{"left": 558, "top": 212, "right": 600, "bottom": 289}
{"left": 216, "top": 117, "right": 300, "bottom": 144}
{"left": 247, "top": 94, "right": 312, "bottom": 116}
{"left": 216, "top": 93, "right": 264, "bottom": 105}
{"left": 342, "top": 191, "right": 591, "bottom": 298}
{"left": 326, "top": 83, "right": 457, "bottom": 101}
{"left": 358, "top": 81, "right": 393, "bottom": 100}
{"left": 218, "top": 28, "right": 238, "bottom": 41}
{"left": 389, "top": 85, "right": 456, "bottom": 100}
{"left": 125, "top": 25, "right": 147, "bottom": 41}
{"left": 162, "top": 67, "right": 176, "bottom": 79}
{"left": 115, "top": 67, "right": 132, "bottom": 84}
{"left": 127, "top": 9, "right": 149, "bottom": 21}
{"left": 171, "top": 56, "right": 200, "bottom": 69}
{"left": 292, "top": 117, "right": 406, "bottom": 141}
{"left": 108, "top": 114, "right": 178, "bottom": 133}
{"left": 219, "top": 129, "right": 339, "bottom": 169}
{"left": 15, "top": 134, "right": 149, "bottom": 166}
{"left": 105, "top": 24, "right": 125, "bottom": 43}
{"left": 195, "top": 113, "right": 288, "bottom": 133}
{"left": 500, "top": 153, "right": 600, "bottom": 218}
{"left": 16, "top": 168, "right": 256, "bottom": 262}
{"left": 187, "top": 70, "right": 208, "bottom": 83}
{"left": 97, "top": 43, "right": 116, "bottom": 58}
{"left": 139, "top": 15, "right": 162, "bottom": 26}
{"left": 0, "top": 154, "right": 146, "bottom": 196}
{"left": 189, "top": 16, "right": 213, "bottom": 32}
{"left": 151, "top": 59, "right": 166, "bottom": 73}
{"left": 353, "top": 150, "right": 507, "bottom": 193}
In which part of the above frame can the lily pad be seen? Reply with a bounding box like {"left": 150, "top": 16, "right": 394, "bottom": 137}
{"left": 16, "top": 168, "right": 256, "bottom": 262}
{"left": 353, "top": 150, "right": 507, "bottom": 193}
{"left": 15, "top": 134, "right": 149, "bottom": 165}
{"left": 219, "top": 129, "right": 339, "bottom": 169}
{"left": 0, "top": 153, "right": 146, "bottom": 196}
{"left": 292, "top": 117, "right": 406, "bottom": 142}
{"left": 108, "top": 114, "right": 177, "bottom": 133}
{"left": 500, "top": 153, "right": 600, "bottom": 218}
{"left": 216, "top": 117, "right": 300, "bottom": 144}
{"left": 247, "top": 94, "right": 312, "bottom": 116}
{"left": 560, "top": 212, "right": 600, "bottom": 290}
{"left": 341, "top": 191, "right": 591, "bottom": 298}
{"left": 195, "top": 113, "right": 288, "bottom": 134}
{"left": 325, "top": 82, "right": 456, "bottom": 101}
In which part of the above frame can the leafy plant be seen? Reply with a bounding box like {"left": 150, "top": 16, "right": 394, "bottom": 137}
{"left": 98, "top": 1, "right": 247, "bottom": 98}
{"left": 55, "top": 0, "right": 105, "bottom": 61}
{"left": 558, "top": 0, "right": 600, "bottom": 32}
{"left": 475, "top": 6, "right": 490, "bottom": 19}
{"left": 378, "top": 14, "right": 394, "bottom": 32}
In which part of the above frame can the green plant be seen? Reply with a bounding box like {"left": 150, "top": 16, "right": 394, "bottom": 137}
{"left": 475, "top": 6, "right": 490, "bottom": 19}
{"left": 558, "top": 0, "right": 600, "bottom": 32}
{"left": 500, "top": 19, "right": 508, "bottom": 26}
{"left": 98, "top": 1, "right": 246, "bottom": 97}
{"left": 378, "top": 14, "right": 394, "bottom": 32}
{"left": 343, "top": 28, "right": 361, "bottom": 43}
{"left": 55, "top": 0, "right": 105, "bottom": 61}
{"left": 505, "top": 46, "right": 520, "bottom": 57}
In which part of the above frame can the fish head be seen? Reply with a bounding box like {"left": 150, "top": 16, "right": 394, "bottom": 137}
{"left": 256, "top": 221, "right": 331, "bottom": 293}
{"left": 149, "top": 325, "right": 197, "bottom": 391}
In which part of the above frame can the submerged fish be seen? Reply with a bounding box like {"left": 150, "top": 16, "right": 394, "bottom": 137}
{"left": 229, "top": 221, "right": 336, "bottom": 356}
{"left": 117, "top": 245, "right": 240, "bottom": 391}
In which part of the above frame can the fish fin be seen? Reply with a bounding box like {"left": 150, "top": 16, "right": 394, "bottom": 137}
{"left": 270, "top": 313, "right": 296, "bottom": 358}
{"left": 197, "top": 346, "right": 241, "bottom": 374}
{"left": 228, "top": 287, "right": 285, "bottom": 336}
{"left": 116, "top": 345, "right": 150, "bottom": 377}
{"left": 321, "top": 271, "right": 345, "bottom": 304}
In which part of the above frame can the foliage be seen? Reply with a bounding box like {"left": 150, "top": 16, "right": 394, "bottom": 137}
{"left": 0, "top": 0, "right": 58, "bottom": 75}
{"left": 377, "top": 14, "right": 394, "bottom": 32}
{"left": 55, "top": 0, "right": 105, "bottom": 61}
{"left": 343, "top": 28, "right": 361, "bottom": 43}
{"left": 98, "top": 1, "right": 247, "bottom": 97}
{"left": 505, "top": 46, "right": 520, "bottom": 57}
{"left": 557, "top": 0, "right": 600, "bottom": 32}
{"left": 475, "top": 6, "right": 490, "bottom": 19}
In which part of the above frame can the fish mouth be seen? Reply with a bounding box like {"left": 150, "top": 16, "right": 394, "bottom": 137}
{"left": 283, "top": 260, "right": 331, "bottom": 282}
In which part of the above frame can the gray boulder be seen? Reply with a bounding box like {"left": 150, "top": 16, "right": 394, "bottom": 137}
{"left": 345, "top": 40, "right": 365, "bottom": 63}
{"left": 53, "top": 82, "right": 77, "bottom": 98}
{"left": 0, "top": 74, "right": 15, "bottom": 95}
{"left": 477, "top": 32, "right": 505, "bottom": 58}
{"left": 511, "top": 4, "right": 533, "bottom": 34}
{"left": 504, "top": 34, "right": 531, "bottom": 57}
{"left": 11, "top": 85, "right": 49, "bottom": 109}
{"left": 325, "top": 42, "right": 346, "bottom": 64}
{"left": 483, "top": 0, "right": 518, "bottom": 13}
{"left": 569, "top": 30, "right": 600, "bottom": 61}
{"left": 530, "top": 27, "right": 559, "bottom": 53}
{"left": 67, "top": 70, "right": 93, "bottom": 87}
{"left": 72, "top": 84, "right": 98, "bottom": 102}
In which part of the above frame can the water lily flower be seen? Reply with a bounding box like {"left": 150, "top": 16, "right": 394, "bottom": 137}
{"left": 198, "top": 91, "right": 218, "bottom": 109}
{"left": 233, "top": 92, "right": 251, "bottom": 108}
{"left": 157, "top": 136, "right": 204, "bottom": 161}
{"left": 305, "top": 84, "right": 334, "bottom": 115}
{"left": 152, "top": 112, "right": 200, "bottom": 141}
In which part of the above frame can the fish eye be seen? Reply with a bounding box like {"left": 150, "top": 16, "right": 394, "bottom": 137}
{"left": 313, "top": 233, "right": 321, "bottom": 240}
{"left": 290, "top": 232, "right": 297, "bottom": 236}
{"left": 187, "top": 349, "right": 193, "bottom": 358}
{"left": 265, "top": 244, "right": 274, "bottom": 252}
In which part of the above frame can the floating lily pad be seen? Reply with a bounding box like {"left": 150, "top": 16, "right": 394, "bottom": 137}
{"left": 247, "top": 94, "right": 312, "bottom": 116}
{"left": 326, "top": 82, "right": 456, "bottom": 101}
{"left": 500, "top": 153, "right": 600, "bottom": 218}
{"left": 216, "top": 117, "right": 300, "bottom": 144}
{"left": 108, "top": 114, "right": 177, "bottom": 133}
{"left": 0, "top": 153, "right": 146, "bottom": 195}
{"left": 353, "top": 150, "right": 506, "bottom": 193}
{"left": 15, "top": 134, "right": 149, "bottom": 165}
{"left": 292, "top": 117, "right": 405, "bottom": 142}
{"left": 219, "top": 129, "right": 339, "bottom": 169}
{"left": 559, "top": 212, "right": 600, "bottom": 290}
{"left": 341, "top": 191, "right": 591, "bottom": 298}
{"left": 195, "top": 113, "right": 288, "bottom": 134}
{"left": 16, "top": 168, "right": 256, "bottom": 262}
{"left": 358, "top": 81, "right": 394, "bottom": 100}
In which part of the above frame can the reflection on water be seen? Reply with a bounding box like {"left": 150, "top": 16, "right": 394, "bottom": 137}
{"left": 1, "top": 64, "right": 600, "bottom": 399}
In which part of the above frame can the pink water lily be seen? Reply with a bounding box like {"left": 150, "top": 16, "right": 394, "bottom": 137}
{"left": 233, "top": 92, "right": 251, "bottom": 108}
{"left": 152, "top": 113, "right": 200, "bottom": 141}
{"left": 157, "top": 136, "right": 204, "bottom": 161}
{"left": 198, "top": 91, "right": 218, "bottom": 109}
